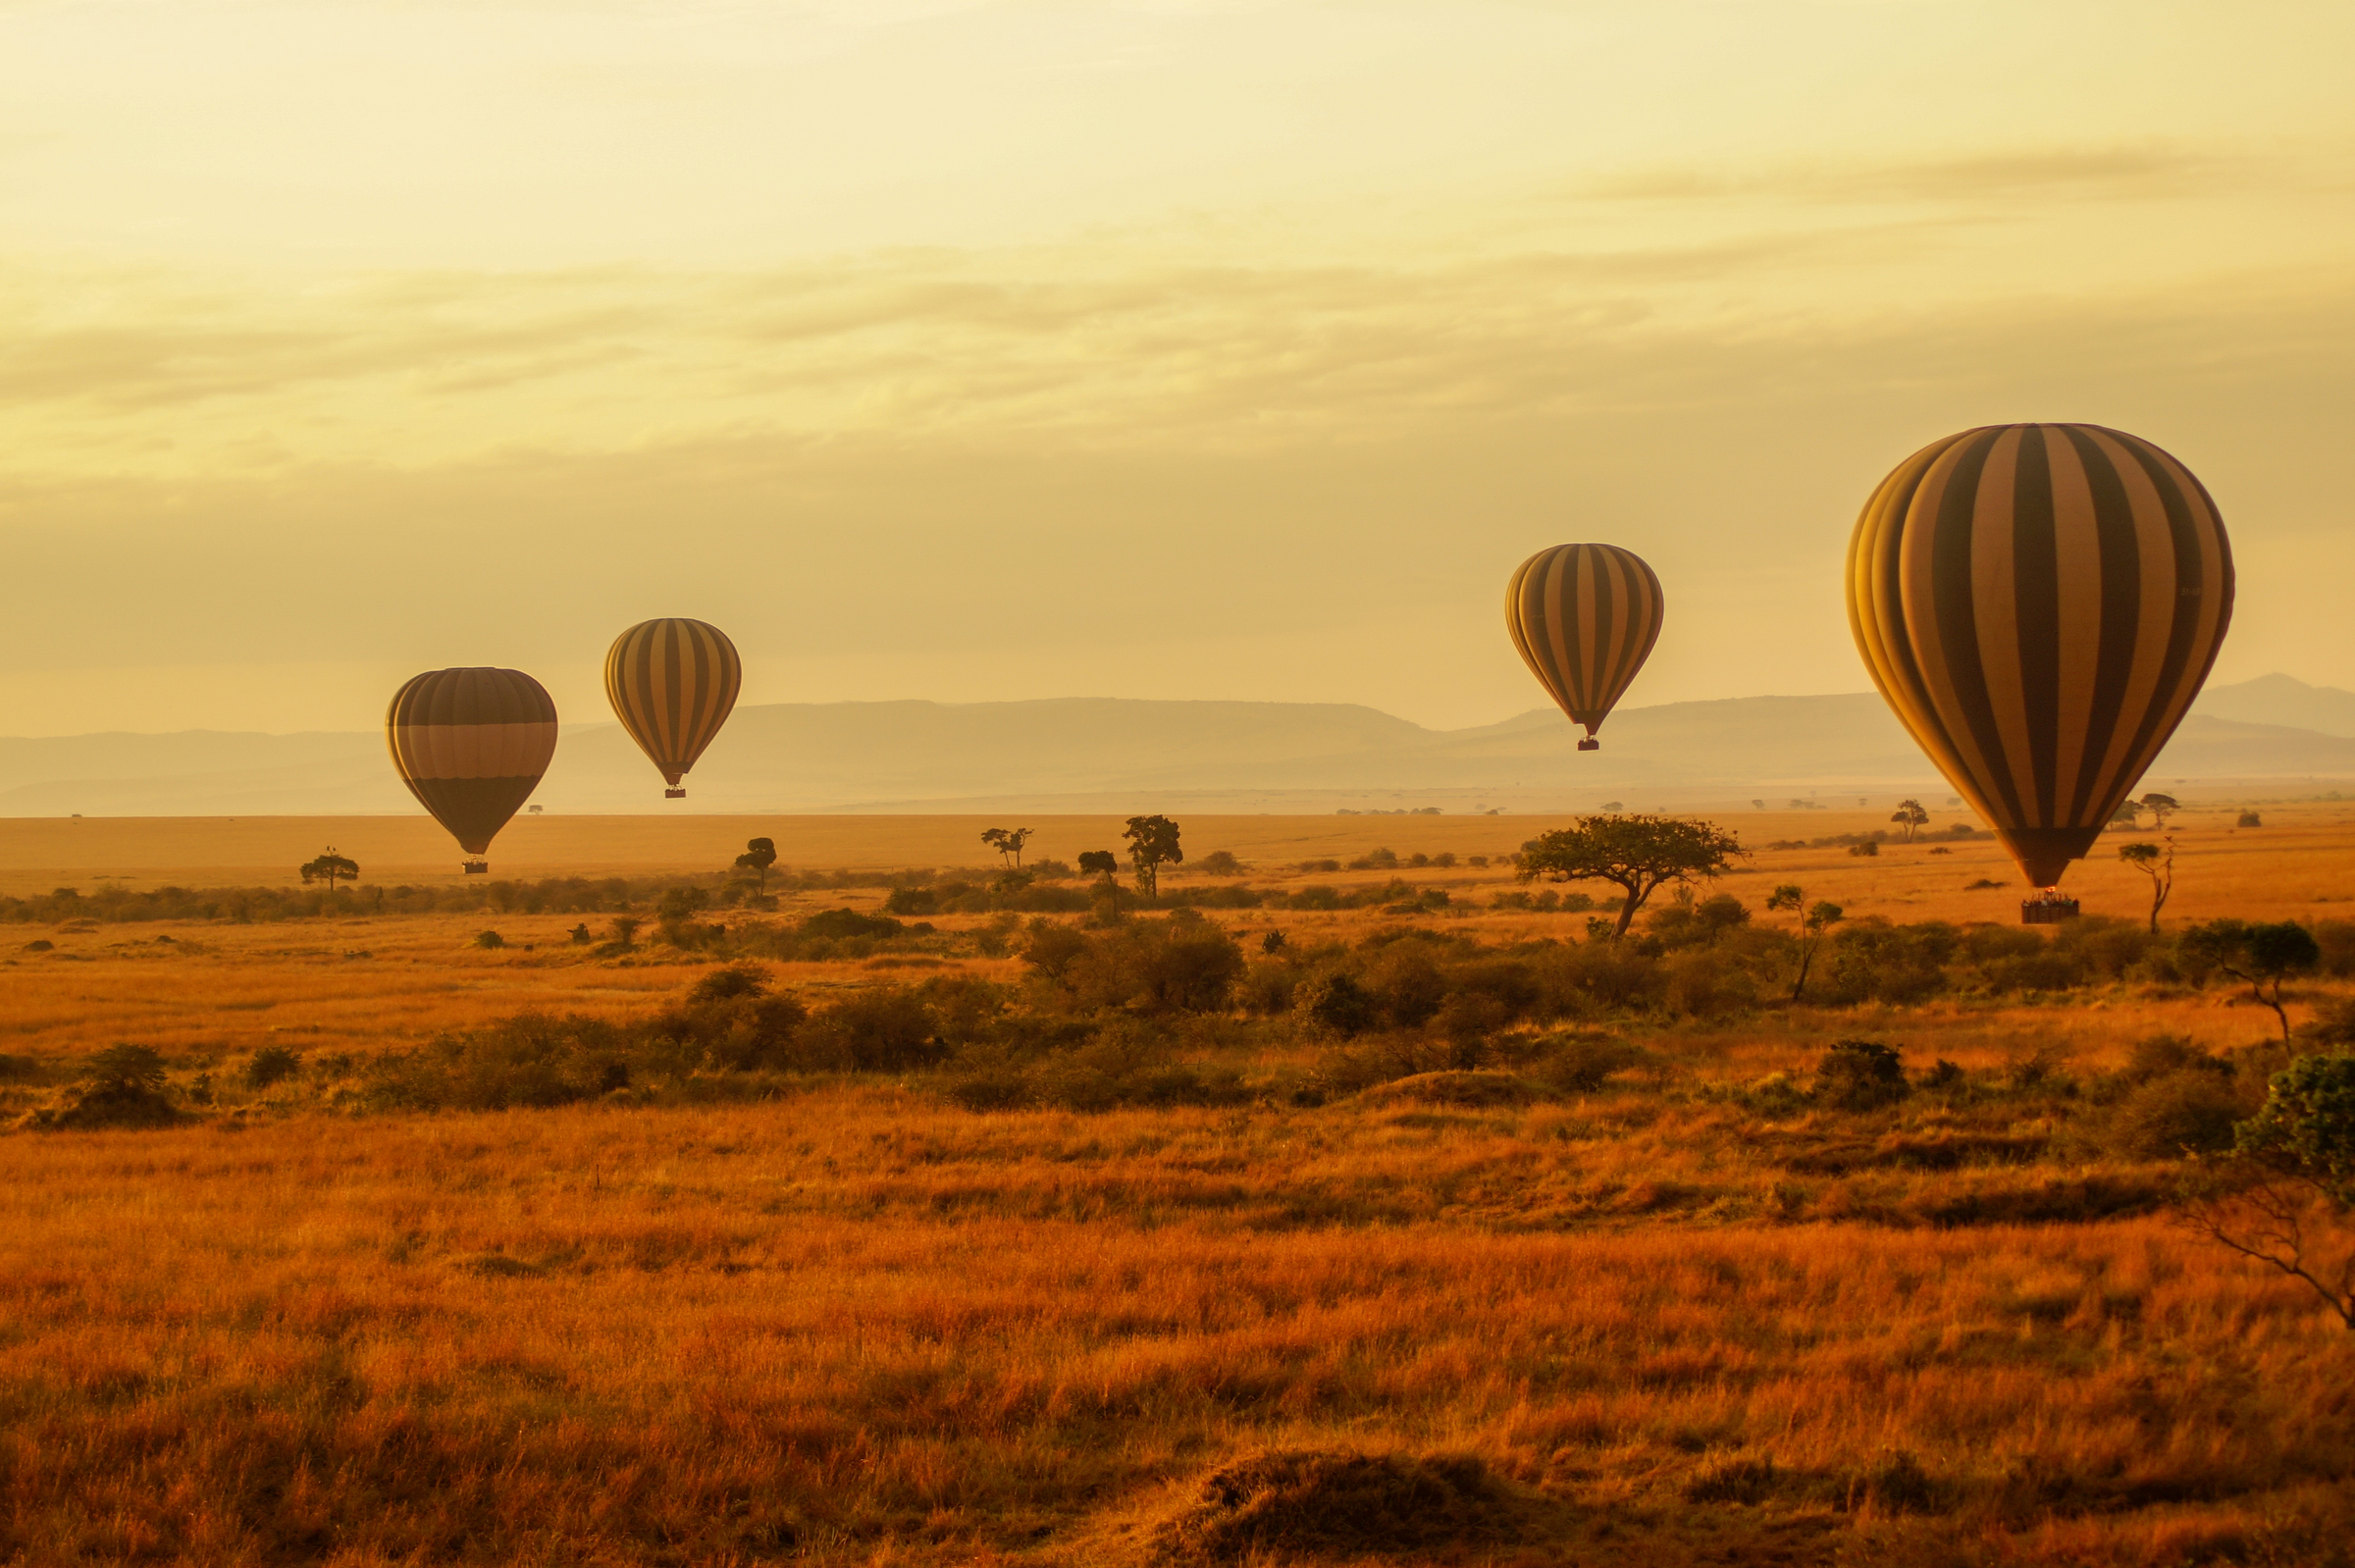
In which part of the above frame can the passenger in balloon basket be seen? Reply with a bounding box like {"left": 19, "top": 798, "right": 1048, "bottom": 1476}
{"left": 2021, "top": 887, "right": 2079, "bottom": 925}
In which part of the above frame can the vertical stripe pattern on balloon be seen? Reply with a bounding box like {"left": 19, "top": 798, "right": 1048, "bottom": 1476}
{"left": 1505, "top": 543, "right": 1665, "bottom": 737}
{"left": 1847, "top": 423, "right": 2232, "bottom": 887}
{"left": 603, "top": 618, "right": 744, "bottom": 789}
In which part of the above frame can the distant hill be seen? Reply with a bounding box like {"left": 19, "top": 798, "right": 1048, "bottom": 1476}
{"left": 2194, "top": 673, "right": 2355, "bottom": 738}
{"left": 5, "top": 683, "right": 2353, "bottom": 816}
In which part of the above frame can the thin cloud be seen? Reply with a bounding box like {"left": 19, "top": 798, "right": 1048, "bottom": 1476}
{"left": 1585, "top": 143, "right": 2238, "bottom": 205}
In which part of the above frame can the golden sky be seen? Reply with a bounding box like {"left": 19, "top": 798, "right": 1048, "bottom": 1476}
{"left": 4, "top": 0, "right": 2351, "bottom": 736}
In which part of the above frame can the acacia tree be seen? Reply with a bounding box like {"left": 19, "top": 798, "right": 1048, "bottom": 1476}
{"left": 299, "top": 847, "right": 359, "bottom": 891}
{"left": 2184, "top": 919, "right": 2322, "bottom": 1040}
{"left": 2181, "top": 1053, "right": 2355, "bottom": 1331}
{"left": 1765, "top": 884, "right": 1845, "bottom": 1000}
{"left": 980, "top": 827, "right": 1033, "bottom": 868}
{"left": 1123, "top": 814, "right": 1183, "bottom": 900}
{"left": 1518, "top": 813, "right": 1745, "bottom": 937}
{"left": 733, "top": 837, "right": 778, "bottom": 892}
{"left": 2140, "top": 792, "right": 2180, "bottom": 830}
{"left": 1077, "top": 849, "right": 1123, "bottom": 916}
{"left": 1889, "top": 800, "right": 1929, "bottom": 842}
{"left": 2118, "top": 837, "right": 2174, "bottom": 933}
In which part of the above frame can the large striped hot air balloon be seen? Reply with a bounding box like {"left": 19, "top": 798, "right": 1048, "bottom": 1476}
{"left": 604, "top": 618, "right": 742, "bottom": 798}
{"left": 1505, "top": 543, "right": 1664, "bottom": 751}
{"left": 385, "top": 668, "right": 558, "bottom": 872}
{"left": 1847, "top": 423, "right": 2233, "bottom": 891}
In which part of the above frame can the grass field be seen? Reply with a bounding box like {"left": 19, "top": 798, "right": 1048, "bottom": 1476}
{"left": 5, "top": 805, "right": 2355, "bottom": 1564}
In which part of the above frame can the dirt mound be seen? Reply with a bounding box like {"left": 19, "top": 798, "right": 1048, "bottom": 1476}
{"left": 1357, "top": 1071, "right": 1541, "bottom": 1110}
{"left": 1150, "top": 1449, "right": 1526, "bottom": 1563}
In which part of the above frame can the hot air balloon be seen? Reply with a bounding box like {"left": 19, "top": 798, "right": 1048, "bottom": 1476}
{"left": 604, "top": 618, "right": 742, "bottom": 798}
{"left": 385, "top": 667, "right": 558, "bottom": 874}
{"left": 1847, "top": 423, "right": 2232, "bottom": 899}
{"left": 1505, "top": 543, "right": 1664, "bottom": 751}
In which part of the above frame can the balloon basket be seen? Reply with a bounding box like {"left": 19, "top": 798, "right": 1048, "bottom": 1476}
{"left": 2021, "top": 893, "right": 2079, "bottom": 925}
{"left": 665, "top": 788, "right": 687, "bottom": 799}
{"left": 462, "top": 861, "right": 489, "bottom": 876}
{"left": 1577, "top": 738, "right": 1599, "bottom": 753}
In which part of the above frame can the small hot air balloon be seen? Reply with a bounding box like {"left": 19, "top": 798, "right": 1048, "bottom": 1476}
{"left": 1506, "top": 543, "right": 1664, "bottom": 751}
{"left": 385, "top": 668, "right": 558, "bottom": 874}
{"left": 604, "top": 618, "right": 742, "bottom": 798}
{"left": 1847, "top": 423, "right": 2232, "bottom": 896}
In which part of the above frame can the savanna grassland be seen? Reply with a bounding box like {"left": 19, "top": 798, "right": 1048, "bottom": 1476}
{"left": 4, "top": 805, "right": 2355, "bottom": 1566}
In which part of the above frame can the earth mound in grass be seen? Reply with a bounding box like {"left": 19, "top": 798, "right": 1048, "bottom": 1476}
{"left": 1150, "top": 1448, "right": 1528, "bottom": 1563}
{"left": 1357, "top": 1071, "right": 1542, "bottom": 1109}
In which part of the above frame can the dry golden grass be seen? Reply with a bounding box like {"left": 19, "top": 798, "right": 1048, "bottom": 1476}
{"left": 4, "top": 1097, "right": 2352, "bottom": 1565}
{"left": 7, "top": 807, "right": 2355, "bottom": 1562}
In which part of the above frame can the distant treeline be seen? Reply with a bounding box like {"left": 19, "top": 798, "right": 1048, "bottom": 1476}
{"left": 1, "top": 870, "right": 1536, "bottom": 926}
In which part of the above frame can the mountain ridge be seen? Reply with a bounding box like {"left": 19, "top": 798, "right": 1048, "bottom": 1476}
{"left": 4, "top": 677, "right": 2351, "bottom": 816}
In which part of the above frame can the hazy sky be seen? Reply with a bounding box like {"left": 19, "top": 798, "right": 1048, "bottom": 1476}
{"left": 4, "top": 0, "right": 2351, "bottom": 736}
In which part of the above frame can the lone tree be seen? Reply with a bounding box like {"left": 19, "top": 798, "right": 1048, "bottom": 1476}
{"left": 1077, "top": 849, "right": 1122, "bottom": 916}
{"left": 2184, "top": 919, "right": 2322, "bottom": 1040}
{"left": 299, "top": 847, "right": 359, "bottom": 891}
{"left": 2181, "top": 1052, "right": 2355, "bottom": 1331}
{"left": 980, "top": 826, "right": 1033, "bottom": 868}
{"left": 1123, "top": 814, "right": 1183, "bottom": 900}
{"left": 1765, "top": 884, "right": 1845, "bottom": 1000}
{"left": 2118, "top": 837, "right": 2175, "bottom": 933}
{"left": 733, "top": 837, "right": 778, "bottom": 892}
{"left": 2139, "top": 792, "right": 2180, "bottom": 830}
{"left": 1889, "top": 800, "right": 1929, "bottom": 842}
{"left": 1518, "top": 813, "right": 1745, "bottom": 937}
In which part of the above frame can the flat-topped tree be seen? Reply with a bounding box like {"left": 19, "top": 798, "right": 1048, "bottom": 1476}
{"left": 299, "top": 848, "right": 358, "bottom": 891}
{"left": 1518, "top": 813, "right": 1744, "bottom": 937}
{"left": 1890, "top": 800, "right": 1928, "bottom": 841}
{"left": 733, "top": 838, "right": 777, "bottom": 892}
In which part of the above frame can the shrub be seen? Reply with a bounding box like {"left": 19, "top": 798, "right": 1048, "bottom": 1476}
{"left": 42, "top": 1045, "right": 182, "bottom": 1129}
{"left": 245, "top": 1045, "right": 303, "bottom": 1088}
{"left": 472, "top": 929, "right": 506, "bottom": 950}
{"left": 1824, "top": 920, "right": 1950, "bottom": 1004}
{"left": 1197, "top": 850, "right": 1242, "bottom": 876}
{"left": 1286, "top": 885, "right": 1342, "bottom": 911}
{"left": 689, "top": 964, "right": 768, "bottom": 1004}
{"left": 1363, "top": 942, "right": 1448, "bottom": 1028}
{"left": 1055, "top": 917, "right": 1246, "bottom": 1014}
{"left": 883, "top": 887, "right": 939, "bottom": 915}
{"left": 2238, "top": 810, "right": 2263, "bottom": 827}
{"left": 2109, "top": 1071, "right": 2244, "bottom": 1159}
{"left": 1020, "top": 919, "right": 1090, "bottom": 983}
{"left": 1538, "top": 1033, "right": 1641, "bottom": 1092}
{"left": 796, "top": 989, "right": 942, "bottom": 1072}
{"left": 1349, "top": 848, "right": 1399, "bottom": 870}
{"left": 800, "top": 908, "right": 906, "bottom": 941}
{"left": 1816, "top": 1039, "right": 1910, "bottom": 1110}
{"left": 1297, "top": 972, "right": 1380, "bottom": 1038}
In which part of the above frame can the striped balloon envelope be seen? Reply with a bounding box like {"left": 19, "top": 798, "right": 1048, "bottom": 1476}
{"left": 1505, "top": 544, "right": 1665, "bottom": 751}
{"left": 603, "top": 618, "right": 743, "bottom": 798}
{"left": 385, "top": 668, "right": 558, "bottom": 868}
{"left": 1847, "top": 423, "right": 2233, "bottom": 890}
